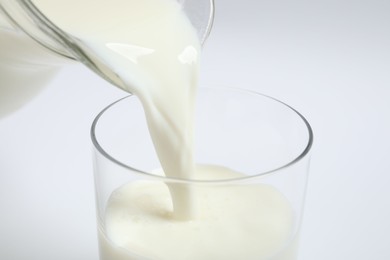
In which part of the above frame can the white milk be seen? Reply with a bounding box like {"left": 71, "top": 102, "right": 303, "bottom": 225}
{"left": 33, "top": 0, "right": 200, "bottom": 219}
{"left": 27, "top": 0, "right": 296, "bottom": 259}
{"left": 0, "top": 29, "right": 62, "bottom": 117}
{"left": 98, "top": 165, "right": 297, "bottom": 260}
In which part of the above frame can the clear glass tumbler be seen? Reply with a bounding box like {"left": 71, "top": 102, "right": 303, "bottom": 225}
{"left": 91, "top": 87, "right": 313, "bottom": 260}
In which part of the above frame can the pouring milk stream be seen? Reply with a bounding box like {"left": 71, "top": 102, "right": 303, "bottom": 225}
{"left": 31, "top": 0, "right": 202, "bottom": 219}
{"left": 1, "top": 0, "right": 297, "bottom": 259}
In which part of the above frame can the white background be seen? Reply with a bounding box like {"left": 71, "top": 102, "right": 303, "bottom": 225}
{"left": 0, "top": 0, "right": 389, "bottom": 259}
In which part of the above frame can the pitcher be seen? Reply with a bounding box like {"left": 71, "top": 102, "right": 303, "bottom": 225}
{"left": 0, "top": 0, "right": 214, "bottom": 117}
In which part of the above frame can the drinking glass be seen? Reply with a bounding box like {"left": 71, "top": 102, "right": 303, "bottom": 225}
{"left": 91, "top": 87, "right": 313, "bottom": 260}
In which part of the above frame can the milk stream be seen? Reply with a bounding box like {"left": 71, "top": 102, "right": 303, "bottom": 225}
{"left": 4, "top": 0, "right": 297, "bottom": 258}
{"left": 33, "top": 0, "right": 200, "bottom": 219}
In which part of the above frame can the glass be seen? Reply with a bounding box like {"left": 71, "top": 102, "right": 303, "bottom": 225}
{"left": 91, "top": 87, "right": 313, "bottom": 260}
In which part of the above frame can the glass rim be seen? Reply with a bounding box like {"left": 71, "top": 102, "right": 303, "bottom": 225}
{"left": 91, "top": 86, "right": 314, "bottom": 184}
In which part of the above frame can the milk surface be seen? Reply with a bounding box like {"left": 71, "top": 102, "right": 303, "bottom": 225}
{"left": 99, "top": 165, "right": 296, "bottom": 260}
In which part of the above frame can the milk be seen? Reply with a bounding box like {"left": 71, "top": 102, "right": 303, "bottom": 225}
{"left": 98, "top": 165, "right": 296, "bottom": 260}
{"left": 33, "top": 0, "right": 200, "bottom": 219}
{"left": 25, "top": 0, "right": 297, "bottom": 258}
{"left": 0, "top": 29, "right": 62, "bottom": 117}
